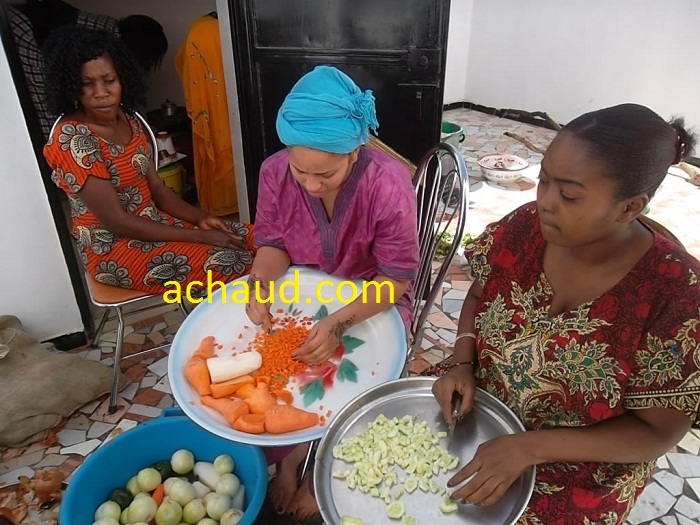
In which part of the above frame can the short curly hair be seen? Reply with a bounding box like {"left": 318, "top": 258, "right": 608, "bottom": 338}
{"left": 43, "top": 25, "right": 146, "bottom": 116}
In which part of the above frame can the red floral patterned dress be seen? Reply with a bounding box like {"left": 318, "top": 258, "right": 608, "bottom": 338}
{"left": 465, "top": 203, "right": 700, "bottom": 525}
{"left": 43, "top": 115, "right": 255, "bottom": 295}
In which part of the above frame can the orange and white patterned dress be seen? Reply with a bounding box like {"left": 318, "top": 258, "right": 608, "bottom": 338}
{"left": 43, "top": 114, "right": 254, "bottom": 295}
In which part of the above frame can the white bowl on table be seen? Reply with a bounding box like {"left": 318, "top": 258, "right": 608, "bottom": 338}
{"left": 477, "top": 153, "right": 529, "bottom": 183}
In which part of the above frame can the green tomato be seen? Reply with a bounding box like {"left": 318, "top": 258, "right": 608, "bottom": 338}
{"left": 93, "top": 519, "right": 120, "bottom": 525}
{"left": 213, "top": 454, "right": 234, "bottom": 476}
{"left": 205, "top": 493, "right": 231, "bottom": 521}
{"left": 154, "top": 498, "right": 183, "bottom": 525}
{"left": 126, "top": 476, "right": 142, "bottom": 497}
{"left": 215, "top": 473, "right": 240, "bottom": 498}
{"left": 95, "top": 500, "right": 122, "bottom": 521}
{"left": 137, "top": 467, "right": 162, "bottom": 492}
{"left": 168, "top": 479, "right": 196, "bottom": 507}
{"left": 171, "top": 449, "right": 195, "bottom": 475}
{"left": 127, "top": 495, "right": 157, "bottom": 523}
{"left": 182, "top": 499, "right": 206, "bottom": 524}
{"left": 220, "top": 508, "right": 244, "bottom": 525}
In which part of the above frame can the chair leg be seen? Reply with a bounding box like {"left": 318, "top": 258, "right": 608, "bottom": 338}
{"left": 109, "top": 307, "right": 126, "bottom": 414}
{"left": 177, "top": 301, "right": 189, "bottom": 318}
{"left": 297, "top": 439, "right": 320, "bottom": 486}
{"left": 91, "top": 308, "right": 111, "bottom": 349}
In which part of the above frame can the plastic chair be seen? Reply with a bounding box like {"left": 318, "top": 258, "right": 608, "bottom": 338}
{"left": 87, "top": 273, "right": 189, "bottom": 413}
{"left": 406, "top": 142, "right": 470, "bottom": 371}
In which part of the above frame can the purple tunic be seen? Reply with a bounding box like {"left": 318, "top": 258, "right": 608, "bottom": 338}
{"left": 254, "top": 146, "right": 419, "bottom": 329}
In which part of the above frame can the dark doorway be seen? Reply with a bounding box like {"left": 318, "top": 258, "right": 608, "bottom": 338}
{"left": 228, "top": 0, "right": 452, "bottom": 220}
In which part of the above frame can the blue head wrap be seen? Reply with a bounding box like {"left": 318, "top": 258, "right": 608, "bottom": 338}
{"left": 276, "top": 66, "right": 379, "bottom": 154}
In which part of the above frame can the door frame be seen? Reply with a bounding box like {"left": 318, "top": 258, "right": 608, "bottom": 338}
{"left": 0, "top": 0, "right": 92, "bottom": 348}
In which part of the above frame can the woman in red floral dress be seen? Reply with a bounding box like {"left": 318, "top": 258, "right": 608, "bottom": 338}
{"left": 432, "top": 103, "right": 700, "bottom": 524}
{"left": 42, "top": 27, "right": 254, "bottom": 298}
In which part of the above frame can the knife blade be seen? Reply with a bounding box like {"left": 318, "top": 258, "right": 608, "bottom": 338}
{"left": 446, "top": 392, "right": 462, "bottom": 448}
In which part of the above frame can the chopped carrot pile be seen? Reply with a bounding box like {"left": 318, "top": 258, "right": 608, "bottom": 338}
{"left": 184, "top": 332, "right": 320, "bottom": 436}
{"left": 246, "top": 317, "right": 311, "bottom": 388}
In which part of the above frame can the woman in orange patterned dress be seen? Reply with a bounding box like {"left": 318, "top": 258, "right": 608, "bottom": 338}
{"left": 42, "top": 27, "right": 254, "bottom": 297}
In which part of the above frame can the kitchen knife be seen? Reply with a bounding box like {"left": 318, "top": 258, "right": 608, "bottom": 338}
{"left": 446, "top": 392, "right": 462, "bottom": 448}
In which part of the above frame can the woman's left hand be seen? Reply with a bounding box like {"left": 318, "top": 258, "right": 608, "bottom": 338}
{"left": 198, "top": 215, "right": 229, "bottom": 231}
{"left": 198, "top": 215, "right": 247, "bottom": 250}
{"left": 447, "top": 434, "right": 532, "bottom": 506}
{"left": 293, "top": 316, "right": 347, "bottom": 364}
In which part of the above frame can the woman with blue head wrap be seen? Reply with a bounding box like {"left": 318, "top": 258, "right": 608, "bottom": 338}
{"left": 244, "top": 66, "right": 419, "bottom": 522}
{"left": 276, "top": 65, "right": 379, "bottom": 154}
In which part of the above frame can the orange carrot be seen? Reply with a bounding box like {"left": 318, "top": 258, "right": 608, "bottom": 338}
{"left": 255, "top": 375, "right": 271, "bottom": 386}
{"left": 152, "top": 483, "right": 164, "bottom": 506}
{"left": 271, "top": 388, "right": 294, "bottom": 404}
{"left": 192, "top": 336, "right": 216, "bottom": 359}
{"left": 236, "top": 382, "right": 256, "bottom": 399}
{"left": 201, "top": 396, "right": 250, "bottom": 426}
{"left": 244, "top": 382, "right": 278, "bottom": 414}
{"left": 233, "top": 413, "right": 266, "bottom": 434}
{"left": 184, "top": 357, "right": 212, "bottom": 396}
{"left": 264, "top": 404, "right": 319, "bottom": 434}
{"left": 209, "top": 375, "right": 255, "bottom": 399}
{"left": 246, "top": 318, "right": 310, "bottom": 388}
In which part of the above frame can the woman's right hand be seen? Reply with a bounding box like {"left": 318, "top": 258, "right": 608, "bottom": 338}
{"left": 432, "top": 364, "right": 478, "bottom": 425}
{"left": 245, "top": 277, "right": 273, "bottom": 332}
{"left": 197, "top": 228, "right": 247, "bottom": 250}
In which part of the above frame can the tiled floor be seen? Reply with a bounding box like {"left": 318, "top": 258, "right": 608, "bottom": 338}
{"left": 1, "top": 108, "right": 699, "bottom": 525}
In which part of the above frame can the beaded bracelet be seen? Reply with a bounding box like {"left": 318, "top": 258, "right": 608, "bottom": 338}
{"left": 447, "top": 360, "right": 478, "bottom": 370}
{"left": 455, "top": 332, "right": 477, "bottom": 342}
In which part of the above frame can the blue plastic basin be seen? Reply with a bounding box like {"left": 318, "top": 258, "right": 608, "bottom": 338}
{"left": 59, "top": 409, "right": 267, "bottom": 525}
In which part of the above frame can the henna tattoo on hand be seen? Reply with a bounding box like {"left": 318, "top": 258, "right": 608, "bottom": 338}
{"left": 329, "top": 316, "right": 356, "bottom": 341}
{"left": 247, "top": 273, "right": 269, "bottom": 293}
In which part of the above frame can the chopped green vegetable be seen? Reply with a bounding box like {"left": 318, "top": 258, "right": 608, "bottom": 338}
{"left": 439, "top": 495, "right": 458, "bottom": 514}
{"left": 386, "top": 501, "right": 405, "bottom": 519}
{"left": 332, "top": 413, "right": 459, "bottom": 498}
{"left": 401, "top": 516, "right": 419, "bottom": 525}
{"left": 339, "top": 517, "right": 366, "bottom": 525}
{"left": 404, "top": 477, "right": 418, "bottom": 494}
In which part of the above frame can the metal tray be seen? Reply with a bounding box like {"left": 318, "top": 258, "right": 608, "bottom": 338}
{"left": 314, "top": 377, "right": 535, "bottom": 525}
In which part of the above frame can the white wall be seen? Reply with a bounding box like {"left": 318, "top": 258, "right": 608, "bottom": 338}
{"left": 0, "top": 42, "right": 82, "bottom": 340}
{"left": 455, "top": 0, "right": 700, "bottom": 129}
{"left": 444, "top": 0, "right": 473, "bottom": 104}
{"left": 70, "top": 0, "right": 216, "bottom": 112}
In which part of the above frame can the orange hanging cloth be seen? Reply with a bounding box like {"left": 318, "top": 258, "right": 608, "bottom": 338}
{"left": 175, "top": 15, "right": 239, "bottom": 216}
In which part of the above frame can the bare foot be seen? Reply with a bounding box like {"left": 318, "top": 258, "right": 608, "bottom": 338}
{"left": 287, "top": 472, "right": 319, "bottom": 523}
{"left": 269, "top": 443, "right": 308, "bottom": 514}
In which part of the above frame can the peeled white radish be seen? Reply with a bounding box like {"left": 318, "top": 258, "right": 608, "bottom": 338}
{"left": 231, "top": 485, "right": 245, "bottom": 510}
{"left": 206, "top": 352, "right": 262, "bottom": 383}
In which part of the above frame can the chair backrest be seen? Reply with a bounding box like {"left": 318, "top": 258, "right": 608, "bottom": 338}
{"left": 637, "top": 215, "right": 685, "bottom": 250}
{"left": 409, "top": 143, "right": 469, "bottom": 357}
{"left": 366, "top": 135, "right": 417, "bottom": 179}
{"left": 48, "top": 111, "right": 160, "bottom": 170}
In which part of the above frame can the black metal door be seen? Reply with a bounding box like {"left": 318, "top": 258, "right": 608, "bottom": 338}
{"left": 228, "top": 0, "right": 451, "bottom": 220}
